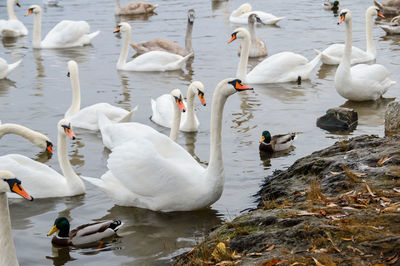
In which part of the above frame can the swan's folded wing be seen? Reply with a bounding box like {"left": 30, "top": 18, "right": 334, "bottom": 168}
{"left": 44, "top": 20, "right": 90, "bottom": 45}
{"left": 107, "top": 138, "right": 204, "bottom": 197}
{"left": 152, "top": 94, "right": 174, "bottom": 127}
{"left": 351, "top": 63, "right": 391, "bottom": 82}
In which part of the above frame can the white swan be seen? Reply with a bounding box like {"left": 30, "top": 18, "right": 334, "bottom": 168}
{"left": 335, "top": 9, "right": 396, "bottom": 101}
{"left": 82, "top": 78, "right": 253, "bottom": 212}
{"left": 316, "top": 6, "right": 385, "bottom": 65}
{"left": 0, "top": 122, "right": 53, "bottom": 153}
{"left": 0, "top": 170, "right": 33, "bottom": 266}
{"left": 0, "top": 58, "right": 22, "bottom": 79}
{"left": 229, "top": 27, "right": 321, "bottom": 84}
{"left": 151, "top": 81, "right": 206, "bottom": 132}
{"left": 0, "top": 119, "right": 86, "bottom": 198}
{"left": 0, "top": 0, "right": 28, "bottom": 37}
{"left": 25, "top": 5, "right": 100, "bottom": 49}
{"left": 130, "top": 9, "right": 195, "bottom": 57}
{"left": 99, "top": 89, "right": 186, "bottom": 150}
{"left": 115, "top": 22, "right": 192, "bottom": 71}
{"left": 238, "top": 14, "right": 267, "bottom": 58}
{"left": 229, "top": 3, "right": 284, "bottom": 25}
{"left": 64, "top": 60, "right": 137, "bottom": 131}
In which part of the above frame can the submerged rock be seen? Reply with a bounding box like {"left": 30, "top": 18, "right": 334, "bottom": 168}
{"left": 175, "top": 135, "right": 400, "bottom": 265}
{"left": 385, "top": 101, "right": 400, "bottom": 136}
{"left": 316, "top": 107, "right": 358, "bottom": 132}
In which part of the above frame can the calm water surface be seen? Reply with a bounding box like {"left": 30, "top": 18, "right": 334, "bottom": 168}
{"left": 1, "top": 0, "right": 399, "bottom": 264}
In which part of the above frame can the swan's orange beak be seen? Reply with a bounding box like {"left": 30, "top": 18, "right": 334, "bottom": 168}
{"left": 47, "top": 143, "right": 54, "bottom": 154}
{"left": 176, "top": 98, "right": 186, "bottom": 112}
{"left": 64, "top": 127, "right": 76, "bottom": 140}
{"left": 338, "top": 14, "right": 345, "bottom": 24}
{"left": 198, "top": 92, "right": 206, "bottom": 106}
{"left": 228, "top": 34, "right": 237, "bottom": 43}
{"left": 378, "top": 10, "right": 385, "bottom": 18}
{"left": 11, "top": 182, "right": 33, "bottom": 201}
{"left": 113, "top": 27, "right": 121, "bottom": 33}
{"left": 234, "top": 81, "right": 253, "bottom": 91}
{"left": 25, "top": 9, "right": 33, "bottom": 16}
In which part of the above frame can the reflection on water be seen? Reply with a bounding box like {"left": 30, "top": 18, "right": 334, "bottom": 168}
{"left": 341, "top": 97, "right": 395, "bottom": 127}
{"left": 46, "top": 246, "right": 76, "bottom": 266}
{"left": 0, "top": 78, "right": 16, "bottom": 97}
{"left": 99, "top": 206, "right": 223, "bottom": 263}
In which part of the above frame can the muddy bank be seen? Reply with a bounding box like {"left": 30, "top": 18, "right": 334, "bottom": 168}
{"left": 175, "top": 135, "right": 400, "bottom": 265}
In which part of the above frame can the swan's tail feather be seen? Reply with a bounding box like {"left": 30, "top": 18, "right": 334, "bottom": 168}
{"left": 87, "top": 31, "right": 100, "bottom": 42}
{"left": 380, "top": 25, "right": 400, "bottom": 34}
{"left": 81, "top": 176, "right": 107, "bottom": 189}
{"left": 314, "top": 49, "right": 322, "bottom": 55}
{"left": 175, "top": 52, "right": 193, "bottom": 69}
{"left": 146, "top": 4, "right": 158, "bottom": 12}
{"left": 97, "top": 112, "right": 113, "bottom": 134}
{"left": 118, "top": 105, "right": 138, "bottom": 123}
{"left": 7, "top": 60, "right": 22, "bottom": 75}
{"left": 270, "top": 17, "right": 285, "bottom": 25}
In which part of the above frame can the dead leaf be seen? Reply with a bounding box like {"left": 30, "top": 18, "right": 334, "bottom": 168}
{"left": 347, "top": 245, "right": 365, "bottom": 256}
{"left": 312, "top": 257, "right": 324, "bottom": 266}
{"left": 314, "top": 248, "right": 328, "bottom": 254}
{"left": 216, "top": 261, "right": 234, "bottom": 266}
{"left": 394, "top": 188, "right": 400, "bottom": 193}
{"left": 341, "top": 238, "right": 352, "bottom": 241}
{"left": 266, "top": 244, "right": 275, "bottom": 251}
{"left": 341, "top": 164, "right": 361, "bottom": 182}
{"left": 326, "top": 231, "right": 341, "bottom": 252}
{"left": 247, "top": 252, "right": 263, "bottom": 256}
{"left": 212, "top": 242, "right": 233, "bottom": 262}
{"left": 185, "top": 248, "right": 195, "bottom": 256}
{"left": 327, "top": 203, "right": 338, "bottom": 207}
{"left": 265, "top": 258, "right": 282, "bottom": 266}
{"left": 329, "top": 171, "right": 341, "bottom": 175}
{"left": 296, "top": 210, "right": 316, "bottom": 216}
{"left": 342, "top": 206, "right": 357, "bottom": 211}
{"left": 380, "top": 197, "right": 392, "bottom": 202}
{"left": 377, "top": 157, "right": 391, "bottom": 167}
{"left": 320, "top": 209, "right": 327, "bottom": 216}
{"left": 364, "top": 182, "right": 376, "bottom": 197}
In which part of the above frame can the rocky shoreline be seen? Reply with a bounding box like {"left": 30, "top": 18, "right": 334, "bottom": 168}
{"left": 175, "top": 135, "right": 400, "bottom": 265}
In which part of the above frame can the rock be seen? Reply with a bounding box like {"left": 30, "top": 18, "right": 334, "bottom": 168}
{"left": 316, "top": 107, "right": 358, "bottom": 132}
{"left": 385, "top": 101, "right": 400, "bottom": 136}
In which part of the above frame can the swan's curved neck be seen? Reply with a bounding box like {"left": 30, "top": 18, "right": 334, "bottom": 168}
{"left": 32, "top": 11, "right": 42, "bottom": 48}
{"left": 7, "top": 0, "right": 17, "bottom": 20}
{"left": 365, "top": 12, "right": 376, "bottom": 56}
{"left": 169, "top": 98, "right": 182, "bottom": 142}
{"left": 65, "top": 68, "right": 81, "bottom": 118}
{"left": 344, "top": 18, "right": 353, "bottom": 66}
{"left": 206, "top": 86, "right": 228, "bottom": 186}
{"left": 237, "top": 33, "right": 250, "bottom": 81}
{"left": 57, "top": 131, "right": 85, "bottom": 193}
{"left": 0, "top": 124, "right": 41, "bottom": 146}
{"left": 185, "top": 20, "right": 193, "bottom": 53}
{"left": 249, "top": 22, "right": 257, "bottom": 43}
{"left": 117, "top": 30, "right": 131, "bottom": 69}
{"left": 0, "top": 193, "right": 18, "bottom": 266}
{"left": 185, "top": 87, "right": 196, "bottom": 126}
{"left": 115, "top": 0, "right": 121, "bottom": 14}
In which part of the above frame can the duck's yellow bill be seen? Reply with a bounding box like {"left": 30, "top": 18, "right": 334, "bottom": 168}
{"left": 259, "top": 136, "right": 265, "bottom": 143}
{"left": 47, "top": 225, "right": 58, "bottom": 236}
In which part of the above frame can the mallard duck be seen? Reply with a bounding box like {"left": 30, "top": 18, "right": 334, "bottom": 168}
{"left": 47, "top": 217, "right": 123, "bottom": 247}
{"left": 380, "top": 15, "right": 400, "bottom": 34}
{"left": 259, "top": 131, "right": 296, "bottom": 153}
{"left": 115, "top": 0, "right": 158, "bottom": 15}
{"left": 324, "top": 1, "right": 340, "bottom": 12}
{"left": 374, "top": 0, "right": 400, "bottom": 16}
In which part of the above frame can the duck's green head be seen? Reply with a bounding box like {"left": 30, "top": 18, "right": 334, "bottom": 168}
{"left": 333, "top": 1, "right": 340, "bottom": 7}
{"left": 260, "top": 131, "right": 272, "bottom": 144}
{"left": 48, "top": 217, "right": 70, "bottom": 238}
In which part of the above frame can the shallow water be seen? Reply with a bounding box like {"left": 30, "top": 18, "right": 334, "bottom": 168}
{"left": 0, "top": 0, "right": 399, "bottom": 264}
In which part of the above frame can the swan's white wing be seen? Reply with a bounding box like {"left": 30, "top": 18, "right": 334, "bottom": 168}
{"left": 150, "top": 94, "right": 174, "bottom": 128}
{"left": 247, "top": 52, "right": 308, "bottom": 83}
{"left": 42, "top": 20, "right": 90, "bottom": 47}
{"left": 0, "top": 154, "right": 67, "bottom": 198}
{"left": 124, "top": 51, "right": 185, "bottom": 71}
{"left": 69, "top": 103, "right": 130, "bottom": 131}
{"left": 351, "top": 63, "right": 391, "bottom": 82}
{"left": 321, "top": 44, "right": 374, "bottom": 64}
{"left": 107, "top": 137, "right": 205, "bottom": 198}
{"left": 0, "top": 19, "right": 28, "bottom": 36}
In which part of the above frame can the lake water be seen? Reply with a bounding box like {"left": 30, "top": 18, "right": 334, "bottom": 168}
{"left": 1, "top": 0, "right": 399, "bottom": 265}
